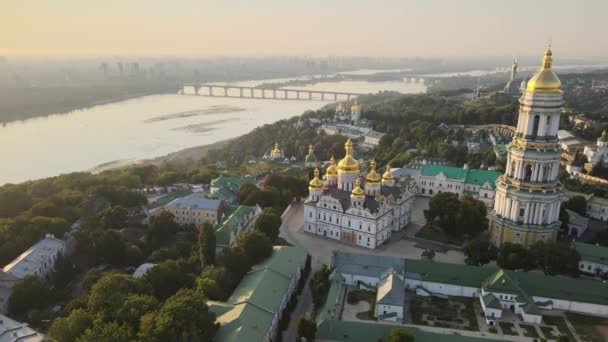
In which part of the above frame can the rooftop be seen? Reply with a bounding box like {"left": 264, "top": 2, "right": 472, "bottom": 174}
{"left": 211, "top": 175, "right": 256, "bottom": 194}
{"left": 316, "top": 271, "right": 344, "bottom": 325}
{"left": 376, "top": 272, "right": 404, "bottom": 306}
{"left": 132, "top": 263, "right": 156, "bottom": 278}
{"left": 215, "top": 205, "right": 257, "bottom": 246}
{"left": 574, "top": 242, "right": 608, "bottom": 266}
{"left": 332, "top": 251, "right": 404, "bottom": 279}
{"left": 316, "top": 319, "right": 493, "bottom": 342}
{"left": 566, "top": 209, "right": 590, "bottom": 227}
{"left": 420, "top": 165, "right": 500, "bottom": 188}
{"left": 164, "top": 192, "right": 222, "bottom": 211}
{"left": 0, "top": 314, "right": 44, "bottom": 342}
{"left": 2, "top": 236, "right": 65, "bottom": 279}
{"left": 210, "top": 246, "right": 307, "bottom": 342}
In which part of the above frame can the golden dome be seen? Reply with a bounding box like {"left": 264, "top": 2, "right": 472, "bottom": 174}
{"left": 338, "top": 138, "right": 360, "bottom": 173}
{"left": 272, "top": 142, "right": 281, "bottom": 154}
{"left": 366, "top": 160, "right": 381, "bottom": 184}
{"left": 309, "top": 168, "right": 324, "bottom": 189}
{"left": 526, "top": 48, "right": 561, "bottom": 93}
{"left": 351, "top": 178, "right": 365, "bottom": 199}
{"left": 326, "top": 155, "right": 338, "bottom": 176}
{"left": 382, "top": 166, "right": 394, "bottom": 181}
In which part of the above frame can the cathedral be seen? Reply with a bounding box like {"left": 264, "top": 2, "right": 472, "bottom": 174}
{"left": 304, "top": 139, "right": 415, "bottom": 249}
{"left": 489, "top": 47, "right": 564, "bottom": 247}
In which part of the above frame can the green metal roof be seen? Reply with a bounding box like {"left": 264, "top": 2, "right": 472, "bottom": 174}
{"left": 215, "top": 205, "right": 256, "bottom": 246}
{"left": 574, "top": 242, "right": 608, "bottom": 266}
{"left": 563, "top": 190, "right": 593, "bottom": 201}
{"left": 420, "top": 165, "right": 467, "bottom": 180}
{"left": 210, "top": 246, "right": 307, "bottom": 342}
{"left": 212, "top": 175, "right": 256, "bottom": 194}
{"left": 420, "top": 165, "right": 500, "bottom": 189}
{"left": 590, "top": 196, "right": 608, "bottom": 206}
{"left": 316, "top": 320, "right": 494, "bottom": 342}
{"left": 377, "top": 272, "right": 404, "bottom": 305}
{"left": 566, "top": 209, "right": 590, "bottom": 227}
{"left": 316, "top": 271, "right": 344, "bottom": 325}
{"left": 405, "top": 259, "right": 608, "bottom": 306}
{"left": 481, "top": 293, "right": 501, "bottom": 310}
{"left": 465, "top": 169, "right": 502, "bottom": 188}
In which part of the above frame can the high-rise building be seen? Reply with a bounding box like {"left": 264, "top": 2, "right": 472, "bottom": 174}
{"left": 489, "top": 48, "right": 563, "bottom": 247}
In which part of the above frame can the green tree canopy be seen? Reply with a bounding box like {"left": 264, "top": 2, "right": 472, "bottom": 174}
{"left": 296, "top": 316, "right": 317, "bottom": 341}
{"left": 144, "top": 259, "right": 194, "bottom": 300}
{"left": 234, "top": 230, "right": 273, "bottom": 266}
{"left": 388, "top": 328, "right": 415, "bottom": 342}
{"left": 464, "top": 239, "right": 498, "bottom": 266}
{"left": 48, "top": 308, "right": 94, "bottom": 342}
{"left": 8, "top": 276, "right": 55, "bottom": 317}
{"left": 254, "top": 207, "right": 282, "bottom": 242}
{"left": 138, "top": 289, "right": 218, "bottom": 342}
{"left": 198, "top": 222, "right": 216, "bottom": 268}
{"left": 87, "top": 273, "right": 152, "bottom": 321}
{"left": 496, "top": 243, "right": 535, "bottom": 271}
{"left": 98, "top": 206, "right": 129, "bottom": 230}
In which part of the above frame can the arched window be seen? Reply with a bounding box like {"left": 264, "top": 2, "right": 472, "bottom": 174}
{"left": 532, "top": 115, "right": 540, "bottom": 138}
{"left": 524, "top": 164, "right": 533, "bottom": 182}
{"left": 546, "top": 115, "right": 551, "bottom": 137}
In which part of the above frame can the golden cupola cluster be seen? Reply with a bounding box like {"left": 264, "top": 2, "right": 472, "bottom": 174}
{"left": 351, "top": 99, "right": 361, "bottom": 112}
{"left": 350, "top": 177, "right": 365, "bottom": 199}
{"left": 272, "top": 142, "right": 281, "bottom": 154}
{"left": 526, "top": 47, "right": 561, "bottom": 94}
{"left": 366, "top": 160, "right": 382, "bottom": 184}
{"left": 309, "top": 168, "right": 324, "bottom": 189}
{"left": 338, "top": 138, "right": 360, "bottom": 173}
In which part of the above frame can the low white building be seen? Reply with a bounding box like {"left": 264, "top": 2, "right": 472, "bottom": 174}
{"left": 375, "top": 272, "right": 404, "bottom": 321}
{"left": 151, "top": 192, "right": 224, "bottom": 226}
{"left": 333, "top": 251, "right": 608, "bottom": 327}
{"left": 417, "top": 165, "right": 501, "bottom": 208}
{"left": 362, "top": 130, "right": 385, "bottom": 148}
{"left": 0, "top": 313, "right": 44, "bottom": 341}
{"left": 0, "top": 235, "right": 65, "bottom": 313}
{"left": 2, "top": 235, "right": 65, "bottom": 280}
{"left": 574, "top": 242, "right": 608, "bottom": 277}
{"left": 587, "top": 196, "right": 608, "bottom": 222}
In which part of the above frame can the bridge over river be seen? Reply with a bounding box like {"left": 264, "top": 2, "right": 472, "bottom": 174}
{"left": 181, "top": 84, "right": 363, "bottom": 101}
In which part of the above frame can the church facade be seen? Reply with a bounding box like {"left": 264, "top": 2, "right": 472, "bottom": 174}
{"left": 489, "top": 48, "right": 564, "bottom": 247}
{"left": 304, "top": 139, "right": 415, "bottom": 249}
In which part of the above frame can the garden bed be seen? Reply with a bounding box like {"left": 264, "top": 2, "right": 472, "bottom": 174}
{"left": 498, "top": 321, "right": 518, "bottom": 336}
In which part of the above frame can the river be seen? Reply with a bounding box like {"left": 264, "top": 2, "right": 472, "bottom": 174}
{"left": 0, "top": 77, "right": 427, "bottom": 185}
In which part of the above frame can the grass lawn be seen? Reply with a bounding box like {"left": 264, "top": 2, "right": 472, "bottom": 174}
{"left": 565, "top": 312, "right": 607, "bottom": 342}
{"left": 519, "top": 324, "right": 539, "bottom": 338}
{"left": 499, "top": 321, "right": 518, "bottom": 336}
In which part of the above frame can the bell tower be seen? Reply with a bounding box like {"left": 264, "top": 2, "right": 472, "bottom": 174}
{"left": 490, "top": 47, "right": 564, "bottom": 247}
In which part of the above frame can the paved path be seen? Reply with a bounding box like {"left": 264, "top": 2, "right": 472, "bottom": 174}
{"left": 282, "top": 270, "right": 315, "bottom": 342}
{"left": 279, "top": 200, "right": 466, "bottom": 267}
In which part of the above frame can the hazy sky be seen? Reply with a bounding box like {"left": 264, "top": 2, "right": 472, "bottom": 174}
{"left": 2, "top": 0, "right": 607, "bottom": 58}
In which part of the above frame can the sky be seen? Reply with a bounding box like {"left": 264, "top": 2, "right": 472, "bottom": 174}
{"left": 2, "top": 0, "right": 607, "bottom": 58}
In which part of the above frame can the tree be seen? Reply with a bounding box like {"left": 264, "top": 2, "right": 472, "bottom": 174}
{"left": 144, "top": 260, "right": 194, "bottom": 300}
{"left": 115, "top": 294, "right": 159, "bottom": 327}
{"left": 421, "top": 249, "right": 435, "bottom": 261}
{"left": 496, "top": 243, "right": 535, "bottom": 271}
{"left": 563, "top": 196, "right": 587, "bottom": 216}
{"left": 48, "top": 309, "right": 94, "bottom": 342}
{"left": 137, "top": 289, "right": 218, "bottom": 342}
{"left": 196, "top": 266, "right": 232, "bottom": 300}
{"left": 81, "top": 269, "right": 103, "bottom": 292}
{"left": 388, "top": 328, "right": 415, "bottom": 342}
{"left": 310, "top": 265, "right": 331, "bottom": 309}
{"left": 456, "top": 195, "right": 488, "bottom": 237}
{"left": 51, "top": 253, "right": 78, "bottom": 288}
{"left": 296, "top": 316, "right": 317, "bottom": 341}
{"left": 98, "top": 206, "right": 128, "bottom": 230}
{"left": 8, "top": 276, "right": 55, "bottom": 317}
{"left": 87, "top": 273, "right": 152, "bottom": 321}
{"left": 235, "top": 230, "right": 272, "bottom": 265}
{"left": 198, "top": 222, "right": 216, "bottom": 268}
{"left": 530, "top": 241, "right": 581, "bottom": 277}
{"left": 76, "top": 320, "right": 133, "bottom": 342}
{"left": 148, "top": 211, "right": 179, "bottom": 249}
{"left": 464, "top": 239, "right": 498, "bottom": 266}
{"left": 424, "top": 192, "right": 460, "bottom": 230}
{"left": 254, "top": 208, "right": 282, "bottom": 242}
{"left": 217, "top": 247, "right": 250, "bottom": 279}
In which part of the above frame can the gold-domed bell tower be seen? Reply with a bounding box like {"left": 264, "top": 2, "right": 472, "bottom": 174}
{"left": 365, "top": 160, "right": 382, "bottom": 196}
{"left": 382, "top": 165, "right": 395, "bottom": 187}
{"left": 308, "top": 168, "right": 324, "bottom": 201}
{"left": 350, "top": 177, "right": 365, "bottom": 208}
{"left": 326, "top": 155, "right": 338, "bottom": 186}
{"left": 489, "top": 47, "right": 564, "bottom": 247}
{"left": 337, "top": 138, "right": 360, "bottom": 191}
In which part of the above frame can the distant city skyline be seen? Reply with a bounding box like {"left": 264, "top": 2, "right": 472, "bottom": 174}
{"left": 2, "top": 0, "right": 608, "bottom": 58}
